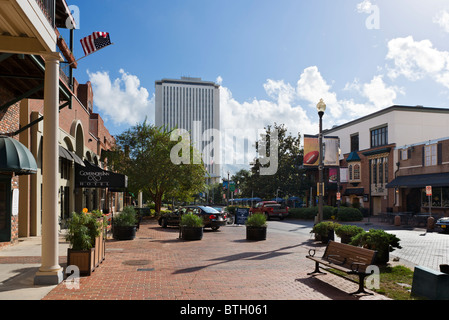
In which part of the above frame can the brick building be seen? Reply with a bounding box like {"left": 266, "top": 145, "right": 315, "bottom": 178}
{"left": 312, "top": 105, "right": 449, "bottom": 216}
{"left": 387, "top": 136, "right": 449, "bottom": 217}
{"left": 0, "top": 0, "right": 126, "bottom": 263}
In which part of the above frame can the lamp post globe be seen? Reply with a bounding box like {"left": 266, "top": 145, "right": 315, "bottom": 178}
{"left": 317, "top": 98, "right": 326, "bottom": 114}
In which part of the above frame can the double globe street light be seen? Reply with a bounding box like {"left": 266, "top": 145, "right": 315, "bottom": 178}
{"left": 316, "top": 99, "right": 326, "bottom": 223}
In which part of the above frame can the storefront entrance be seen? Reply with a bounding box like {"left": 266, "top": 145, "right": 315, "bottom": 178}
{"left": 0, "top": 176, "right": 11, "bottom": 242}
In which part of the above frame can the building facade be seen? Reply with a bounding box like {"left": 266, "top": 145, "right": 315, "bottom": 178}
{"left": 0, "top": 0, "right": 126, "bottom": 285}
{"left": 155, "top": 77, "right": 221, "bottom": 184}
{"left": 387, "top": 136, "right": 449, "bottom": 217}
{"left": 320, "top": 105, "right": 449, "bottom": 216}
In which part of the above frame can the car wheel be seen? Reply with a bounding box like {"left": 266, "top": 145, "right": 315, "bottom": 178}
{"left": 211, "top": 226, "right": 220, "bottom": 231}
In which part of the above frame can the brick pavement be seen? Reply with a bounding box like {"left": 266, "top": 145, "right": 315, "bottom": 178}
{"left": 42, "top": 219, "right": 389, "bottom": 301}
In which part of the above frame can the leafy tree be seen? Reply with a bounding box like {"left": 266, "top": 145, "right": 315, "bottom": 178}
{"left": 243, "top": 123, "right": 310, "bottom": 200}
{"left": 109, "top": 120, "right": 206, "bottom": 213}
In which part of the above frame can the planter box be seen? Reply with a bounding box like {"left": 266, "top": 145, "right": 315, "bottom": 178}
{"left": 246, "top": 226, "right": 267, "bottom": 241}
{"left": 94, "top": 226, "right": 105, "bottom": 267}
{"left": 113, "top": 225, "right": 137, "bottom": 241}
{"left": 67, "top": 248, "right": 95, "bottom": 276}
{"left": 180, "top": 226, "right": 203, "bottom": 241}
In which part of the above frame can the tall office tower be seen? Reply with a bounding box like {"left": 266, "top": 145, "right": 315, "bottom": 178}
{"left": 155, "top": 77, "right": 221, "bottom": 184}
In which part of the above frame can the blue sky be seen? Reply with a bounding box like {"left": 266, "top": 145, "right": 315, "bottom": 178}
{"left": 63, "top": 0, "right": 449, "bottom": 174}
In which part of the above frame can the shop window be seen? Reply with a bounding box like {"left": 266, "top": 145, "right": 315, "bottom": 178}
{"left": 425, "top": 144, "right": 437, "bottom": 166}
{"left": 422, "top": 187, "right": 449, "bottom": 208}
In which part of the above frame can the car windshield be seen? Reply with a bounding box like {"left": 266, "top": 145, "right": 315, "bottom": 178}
{"left": 199, "top": 206, "right": 219, "bottom": 213}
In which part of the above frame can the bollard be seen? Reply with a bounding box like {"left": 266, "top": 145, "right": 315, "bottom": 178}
{"left": 427, "top": 216, "right": 435, "bottom": 230}
{"left": 394, "top": 215, "right": 401, "bottom": 226}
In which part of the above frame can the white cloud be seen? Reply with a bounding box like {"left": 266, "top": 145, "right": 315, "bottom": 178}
{"left": 386, "top": 36, "right": 449, "bottom": 86}
{"left": 362, "top": 75, "right": 400, "bottom": 109}
{"left": 433, "top": 9, "right": 449, "bottom": 33}
{"left": 88, "top": 69, "right": 155, "bottom": 126}
{"left": 356, "top": 0, "right": 374, "bottom": 14}
{"left": 218, "top": 65, "right": 401, "bottom": 174}
{"left": 296, "top": 66, "right": 343, "bottom": 119}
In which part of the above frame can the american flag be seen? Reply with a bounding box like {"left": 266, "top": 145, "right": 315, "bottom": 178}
{"left": 80, "top": 32, "right": 112, "bottom": 56}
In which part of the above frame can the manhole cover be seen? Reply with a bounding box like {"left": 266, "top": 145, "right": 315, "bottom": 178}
{"left": 137, "top": 268, "right": 155, "bottom": 272}
{"left": 122, "top": 260, "right": 151, "bottom": 266}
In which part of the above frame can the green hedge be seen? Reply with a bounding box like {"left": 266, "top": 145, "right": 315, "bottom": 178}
{"left": 288, "top": 206, "right": 334, "bottom": 220}
{"left": 288, "top": 206, "right": 363, "bottom": 222}
{"left": 336, "top": 207, "right": 363, "bottom": 221}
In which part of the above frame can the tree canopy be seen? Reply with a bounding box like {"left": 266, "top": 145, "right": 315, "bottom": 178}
{"left": 109, "top": 120, "right": 206, "bottom": 213}
{"left": 233, "top": 123, "right": 310, "bottom": 200}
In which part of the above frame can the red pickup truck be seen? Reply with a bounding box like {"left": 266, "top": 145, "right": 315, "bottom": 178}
{"left": 250, "top": 201, "right": 289, "bottom": 220}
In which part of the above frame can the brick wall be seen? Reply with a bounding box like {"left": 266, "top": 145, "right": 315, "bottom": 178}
{"left": 0, "top": 100, "right": 20, "bottom": 246}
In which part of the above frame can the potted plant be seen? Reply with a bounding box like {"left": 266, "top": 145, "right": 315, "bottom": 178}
{"left": 113, "top": 206, "right": 138, "bottom": 241}
{"left": 311, "top": 221, "right": 341, "bottom": 244}
{"left": 245, "top": 213, "right": 267, "bottom": 241}
{"left": 180, "top": 213, "right": 204, "bottom": 241}
{"left": 66, "top": 210, "right": 102, "bottom": 276}
{"left": 350, "top": 229, "right": 402, "bottom": 264}
{"left": 335, "top": 224, "right": 364, "bottom": 244}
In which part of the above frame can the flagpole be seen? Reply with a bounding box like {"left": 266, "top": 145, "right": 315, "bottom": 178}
{"left": 62, "top": 43, "right": 114, "bottom": 70}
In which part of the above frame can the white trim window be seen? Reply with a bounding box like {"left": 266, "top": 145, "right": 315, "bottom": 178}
{"left": 425, "top": 144, "right": 437, "bottom": 166}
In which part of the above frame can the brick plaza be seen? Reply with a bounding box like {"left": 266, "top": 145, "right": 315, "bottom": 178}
{"left": 43, "top": 219, "right": 388, "bottom": 301}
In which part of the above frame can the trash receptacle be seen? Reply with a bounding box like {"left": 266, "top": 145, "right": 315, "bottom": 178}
{"left": 394, "top": 215, "right": 401, "bottom": 226}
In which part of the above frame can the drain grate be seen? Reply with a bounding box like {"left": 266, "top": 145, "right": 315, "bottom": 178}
{"left": 122, "top": 260, "right": 151, "bottom": 266}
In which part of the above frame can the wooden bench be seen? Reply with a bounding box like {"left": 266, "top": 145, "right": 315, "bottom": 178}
{"left": 306, "top": 241, "right": 377, "bottom": 295}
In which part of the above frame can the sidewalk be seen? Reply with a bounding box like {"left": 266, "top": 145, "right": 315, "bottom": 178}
{"left": 0, "top": 235, "right": 69, "bottom": 300}
{"left": 44, "top": 220, "right": 389, "bottom": 300}
{"left": 2, "top": 217, "right": 446, "bottom": 301}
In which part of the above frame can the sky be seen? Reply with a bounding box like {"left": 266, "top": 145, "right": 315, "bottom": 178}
{"left": 63, "top": 0, "right": 449, "bottom": 176}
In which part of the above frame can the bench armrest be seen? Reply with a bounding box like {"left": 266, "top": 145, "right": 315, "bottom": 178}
{"left": 308, "top": 249, "right": 316, "bottom": 257}
{"left": 350, "top": 262, "right": 367, "bottom": 273}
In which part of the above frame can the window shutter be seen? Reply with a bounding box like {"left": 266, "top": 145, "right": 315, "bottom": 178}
{"left": 438, "top": 143, "right": 443, "bottom": 165}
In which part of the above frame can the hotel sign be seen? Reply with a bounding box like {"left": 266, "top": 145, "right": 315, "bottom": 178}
{"left": 75, "top": 162, "right": 128, "bottom": 189}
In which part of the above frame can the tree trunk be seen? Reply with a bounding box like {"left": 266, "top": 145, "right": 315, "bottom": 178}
{"left": 154, "top": 192, "right": 163, "bottom": 214}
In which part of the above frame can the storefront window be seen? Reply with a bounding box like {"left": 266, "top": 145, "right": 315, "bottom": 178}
{"left": 421, "top": 187, "right": 449, "bottom": 207}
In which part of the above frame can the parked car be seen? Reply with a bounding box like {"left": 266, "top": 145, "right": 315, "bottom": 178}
{"left": 436, "top": 217, "right": 449, "bottom": 233}
{"left": 249, "top": 201, "right": 289, "bottom": 220}
{"left": 158, "top": 206, "right": 227, "bottom": 230}
{"left": 212, "top": 206, "right": 234, "bottom": 225}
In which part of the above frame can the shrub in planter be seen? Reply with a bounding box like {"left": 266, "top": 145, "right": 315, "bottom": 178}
{"left": 311, "top": 221, "right": 341, "bottom": 243}
{"left": 335, "top": 224, "right": 364, "bottom": 244}
{"left": 350, "top": 229, "right": 402, "bottom": 264}
{"left": 113, "top": 206, "right": 138, "bottom": 240}
{"left": 66, "top": 210, "right": 103, "bottom": 275}
{"left": 336, "top": 207, "right": 364, "bottom": 221}
{"left": 180, "top": 213, "right": 204, "bottom": 241}
{"left": 245, "top": 213, "right": 267, "bottom": 241}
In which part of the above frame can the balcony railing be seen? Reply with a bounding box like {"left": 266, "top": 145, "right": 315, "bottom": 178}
{"left": 35, "top": 0, "right": 55, "bottom": 28}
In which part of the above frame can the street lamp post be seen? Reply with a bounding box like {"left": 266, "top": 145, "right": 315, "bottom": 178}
{"left": 317, "top": 99, "right": 326, "bottom": 223}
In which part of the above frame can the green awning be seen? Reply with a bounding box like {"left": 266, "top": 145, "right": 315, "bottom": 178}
{"left": 0, "top": 136, "right": 37, "bottom": 175}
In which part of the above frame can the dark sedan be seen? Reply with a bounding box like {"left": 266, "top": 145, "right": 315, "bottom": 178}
{"left": 158, "top": 206, "right": 227, "bottom": 231}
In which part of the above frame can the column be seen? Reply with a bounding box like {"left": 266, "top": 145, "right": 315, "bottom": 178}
{"left": 34, "top": 53, "right": 64, "bottom": 285}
